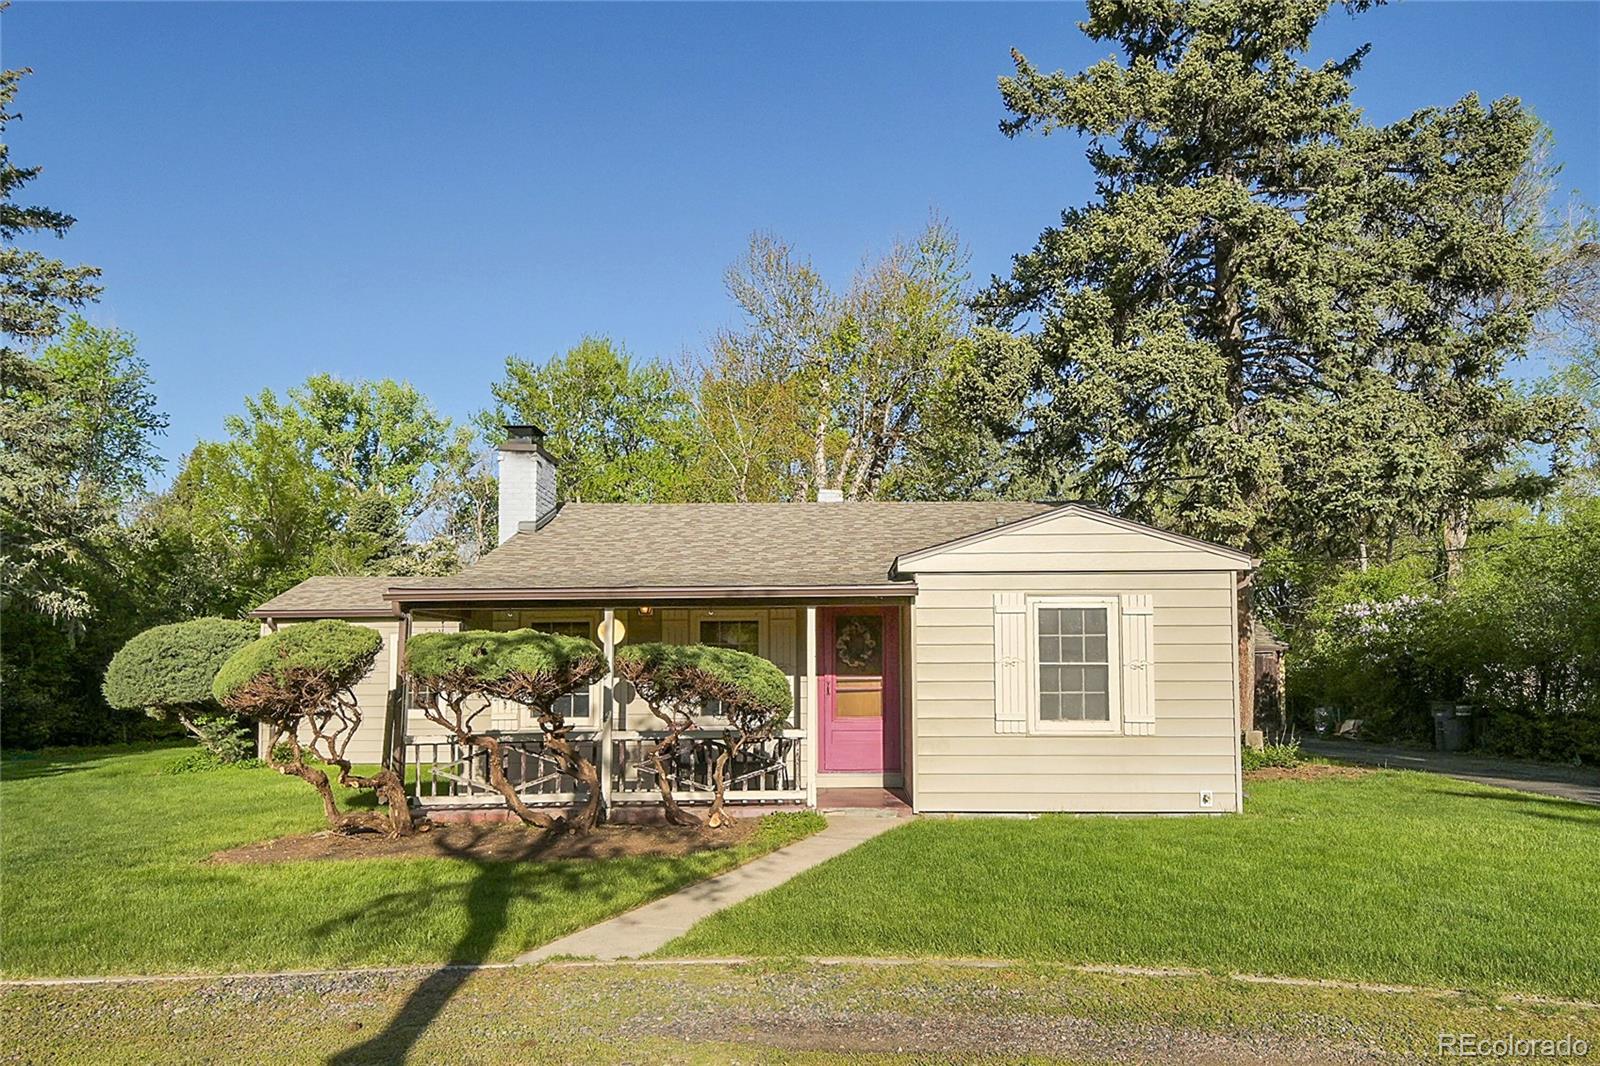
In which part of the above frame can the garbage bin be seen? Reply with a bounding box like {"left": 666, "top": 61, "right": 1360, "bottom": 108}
{"left": 1432, "top": 705, "right": 1471, "bottom": 752}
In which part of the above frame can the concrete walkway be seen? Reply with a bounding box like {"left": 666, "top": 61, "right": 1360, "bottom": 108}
{"left": 1300, "top": 738, "right": 1600, "bottom": 806}
{"left": 516, "top": 812, "right": 903, "bottom": 962}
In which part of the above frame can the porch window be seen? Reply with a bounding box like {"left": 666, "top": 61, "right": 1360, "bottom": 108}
{"left": 1031, "top": 598, "right": 1120, "bottom": 734}
{"left": 698, "top": 616, "right": 762, "bottom": 719}
{"left": 539, "top": 619, "right": 595, "bottom": 722}
{"left": 699, "top": 618, "right": 760, "bottom": 656}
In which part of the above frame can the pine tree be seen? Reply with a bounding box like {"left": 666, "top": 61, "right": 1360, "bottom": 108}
{"left": 978, "top": 0, "right": 1567, "bottom": 726}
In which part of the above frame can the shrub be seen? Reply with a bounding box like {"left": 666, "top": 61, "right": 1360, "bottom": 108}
{"left": 215, "top": 620, "right": 412, "bottom": 836}
{"left": 1293, "top": 501, "right": 1600, "bottom": 763}
{"left": 406, "top": 628, "right": 606, "bottom": 831}
{"left": 103, "top": 618, "right": 260, "bottom": 761}
{"left": 160, "top": 749, "right": 267, "bottom": 775}
{"left": 615, "top": 642, "right": 792, "bottom": 828}
{"left": 1242, "top": 742, "right": 1304, "bottom": 772}
{"left": 213, "top": 620, "right": 383, "bottom": 710}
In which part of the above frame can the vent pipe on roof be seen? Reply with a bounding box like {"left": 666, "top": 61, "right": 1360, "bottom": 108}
{"left": 816, "top": 488, "right": 844, "bottom": 503}
{"left": 497, "top": 424, "right": 558, "bottom": 544}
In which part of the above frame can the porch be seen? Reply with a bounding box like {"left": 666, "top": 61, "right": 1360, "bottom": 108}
{"left": 382, "top": 600, "right": 911, "bottom": 815}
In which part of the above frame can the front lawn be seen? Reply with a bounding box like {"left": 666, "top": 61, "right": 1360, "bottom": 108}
{"left": 0, "top": 744, "right": 822, "bottom": 978}
{"left": 666, "top": 770, "right": 1600, "bottom": 1000}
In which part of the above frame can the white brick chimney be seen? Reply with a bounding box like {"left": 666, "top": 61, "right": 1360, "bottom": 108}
{"left": 497, "top": 424, "right": 558, "bottom": 544}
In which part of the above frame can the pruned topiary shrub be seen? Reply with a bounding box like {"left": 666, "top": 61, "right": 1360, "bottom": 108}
{"left": 214, "top": 620, "right": 414, "bottom": 836}
{"left": 615, "top": 642, "right": 791, "bottom": 828}
{"left": 103, "top": 618, "right": 261, "bottom": 762}
{"left": 406, "top": 628, "right": 606, "bottom": 831}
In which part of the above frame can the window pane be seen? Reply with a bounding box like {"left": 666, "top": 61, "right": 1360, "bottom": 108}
{"left": 1064, "top": 610, "right": 1085, "bottom": 635}
{"left": 1062, "top": 665, "right": 1085, "bottom": 693}
{"left": 1039, "top": 693, "right": 1060, "bottom": 720}
{"left": 1061, "top": 692, "right": 1085, "bottom": 720}
{"left": 1083, "top": 665, "right": 1109, "bottom": 694}
{"left": 1084, "top": 609, "right": 1107, "bottom": 635}
{"left": 1063, "top": 636, "right": 1085, "bottom": 663}
{"left": 1040, "top": 609, "right": 1061, "bottom": 636}
{"left": 1084, "top": 691, "right": 1109, "bottom": 720}
{"left": 1038, "top": 665, "right": 1061, "bottom": 693}
{"left": 1084, "top": 635, "right": 1108, "bottom": 663}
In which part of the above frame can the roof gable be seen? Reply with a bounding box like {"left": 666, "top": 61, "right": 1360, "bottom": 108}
{"left": 893, "top": 504, "right": 1255, "bottom": 574}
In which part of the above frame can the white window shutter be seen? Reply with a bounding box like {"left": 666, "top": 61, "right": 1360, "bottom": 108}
{"left": 993, "top": 592, "right": 1028, "bottom": 734}
{"left": 1121, "top": 593, "right": 1156, "bottom": 735}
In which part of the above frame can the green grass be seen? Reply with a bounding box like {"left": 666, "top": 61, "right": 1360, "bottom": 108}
{"left": 666, "top": 770, "right": 1600, "bottom": 1000}
{"left": 0, "top": 743, "right": 823, "bottom": 978}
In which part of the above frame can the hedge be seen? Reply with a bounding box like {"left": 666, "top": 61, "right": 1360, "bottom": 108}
{"left": 103, "top": 618, "right": 260, "bottom": 716}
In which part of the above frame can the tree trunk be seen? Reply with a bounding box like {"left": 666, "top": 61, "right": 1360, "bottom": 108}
{"left": 335, "top": 764, "right": 417, "bottom": 837}
{"left": 266, "top": 732, "right": 345, "bottom": 829}
{"left": 1237, "top": 574, "right": 1256, "bottom": 741}
{"left": 647, "top": 733, "right": 701, "bottom": 827}
{"left": 1442, "top": 500, "right": 1470, "bottom": 586}
{"left": 542, "top": 728, "right": 603, "bottom": 832}
{"left": 705, "top": 736, "right": 743, "bottom": 829}
{"left": 468, "top": 732, "right": 562, "bottom": 831}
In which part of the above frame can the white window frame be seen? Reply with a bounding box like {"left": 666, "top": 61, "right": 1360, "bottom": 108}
{"left": 1027, "top": 596, "right": 1122, "bottom": 736}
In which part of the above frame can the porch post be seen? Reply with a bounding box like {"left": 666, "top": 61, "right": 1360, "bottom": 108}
{"left": 599, "top": 607, "right": 617, "bottom": 819}
{"left": 804, "top": 605, "right": 819, "bottom": 809}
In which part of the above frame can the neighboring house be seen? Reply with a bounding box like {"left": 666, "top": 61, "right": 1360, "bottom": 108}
{"left": 252, "top": 426, "right": 1256, "bottom": 815}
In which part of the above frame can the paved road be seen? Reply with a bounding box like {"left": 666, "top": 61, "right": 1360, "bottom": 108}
{"left": 1300, "top": 738, "right": 1600, "bottom": 806}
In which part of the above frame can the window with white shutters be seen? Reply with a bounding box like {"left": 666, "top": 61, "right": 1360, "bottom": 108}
{"left": 1027, "top": 597, "right": 1122, "bottom": 734}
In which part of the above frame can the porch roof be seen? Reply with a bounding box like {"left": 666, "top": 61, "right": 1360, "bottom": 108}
{"left": 252, "top": 576, "right": 398, "bottom": 618}
{"left": 385, "top": 501, "right": 1055, "bottom": 605}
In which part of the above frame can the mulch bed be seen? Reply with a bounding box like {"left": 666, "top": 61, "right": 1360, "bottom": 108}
{"left": 209, "top": 818, "right": 758, "bottom": 866}
{"left": 1245, "top": 763, "right": 1371, "bottom": 783}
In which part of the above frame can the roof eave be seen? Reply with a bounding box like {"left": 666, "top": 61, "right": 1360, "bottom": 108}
{"left": 248, "top": 607, "right": 400, "bottom": 620}
{"left": 383, "top": 582, "right": 916, "bottom": 605}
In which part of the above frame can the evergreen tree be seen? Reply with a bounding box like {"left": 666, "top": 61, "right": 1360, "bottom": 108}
{"left": 978, "top": 0, "right": 1568, "bottom": 723}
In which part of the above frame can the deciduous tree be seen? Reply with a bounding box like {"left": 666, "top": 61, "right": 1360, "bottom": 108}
{"left": 479, "top": 337, "right": 697, "bottom": 502}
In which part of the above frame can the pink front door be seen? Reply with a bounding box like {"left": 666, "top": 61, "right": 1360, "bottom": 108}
{"left": 819, "top": 607, "right": 901, "bottom": 774}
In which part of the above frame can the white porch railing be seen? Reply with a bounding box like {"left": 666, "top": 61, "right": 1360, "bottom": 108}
{"left": 401, "top": 728, "right": 808, "bottom": 809}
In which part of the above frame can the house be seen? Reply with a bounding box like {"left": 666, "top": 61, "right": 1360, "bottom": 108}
{"left": 251, "top": 425, "right": 1256, "bottom": 815}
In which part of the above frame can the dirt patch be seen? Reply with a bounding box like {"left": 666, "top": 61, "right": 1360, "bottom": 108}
{"left": 1246, "top": 763, "right": 1371, "bottom": 783}
{"left": 208, "top": 818, "right": 758, "bottom": 866}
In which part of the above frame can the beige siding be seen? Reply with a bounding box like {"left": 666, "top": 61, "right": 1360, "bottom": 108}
{"left": 904, "top": 510, "right": 1248, "bottom": 573}
{"left": 909, "top": 570, "right": 1241, "bottom": 814}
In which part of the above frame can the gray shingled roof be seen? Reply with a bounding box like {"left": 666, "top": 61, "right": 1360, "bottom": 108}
{"left": 252, "top": 576, "right": 397, "bottom": 618}
{"left": 391, "top": 501, "right": 1056, "bottom": 597}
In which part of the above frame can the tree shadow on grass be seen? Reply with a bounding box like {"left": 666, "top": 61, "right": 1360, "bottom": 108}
{"left": 0, "top": 742, "right": 183, "bottom": 781}
{"left": 322, "top": 825, "right": 589, "bottom": 1066}
{"left": 1437, "top": 787, "right": 1600, "bottom": 825}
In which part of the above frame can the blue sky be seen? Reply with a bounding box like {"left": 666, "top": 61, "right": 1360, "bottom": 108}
{"left": 6, "top": 2, "right": 1598, "bottom": 473}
